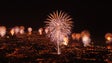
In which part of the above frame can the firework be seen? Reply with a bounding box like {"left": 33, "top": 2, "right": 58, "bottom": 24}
{"left": 62, "top": 36, "right": 69, "bottom": 45}
{"left": 38, "top": 28, "right": 43, "bottom": 35}
{"left": 45, "top": 27, "right": 49, "bottom": 34}
{"left": 71, "top": 33, "right": 76, "bottom": 40}
{"left": 10, "top": 28, "right": 15, "bottom": 36}
{"left": 105, "top": 33, "right": 112, "bottom": 43}
{"left": 14, "top": 26, "right": 20, "bottom": 35}
{"left": 28, "top": 27, "right": 32, "bottom": 35}
{"left": 45, "top": 10, "right": 73, "bottom": 54}
{"left": 82, "top": 35, "right": 91, "bottom": 47}
{"left": 81, "top": 30, "right": 91, "bottom": 47}
{"left": 19, "top": 26, "right": 25, "bottom": 34}
{"left": 81, "top": 30, "right": 90, "bottom": 37}
{"left": 75, "top": 33, "right": 81, "bottom": 41}
{"left": 0, "top": 26, "right": 6, "bottom": 37}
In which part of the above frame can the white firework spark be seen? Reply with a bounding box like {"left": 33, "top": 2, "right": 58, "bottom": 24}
{"left": 45, "top": 10, "right": 73, "bottom": 54}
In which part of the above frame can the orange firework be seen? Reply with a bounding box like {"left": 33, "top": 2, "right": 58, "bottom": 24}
{"left": 19, "top": 26, "right": 25, "bottom": 34}
{"left": 75, "top": 33, "right": 81, "bottom": 41}
{"left": 81, "top": 30, "right": 90, "bottom": 37}
{"left": 71, "top": 33, "right": 76, "bottom": 40}
{"left": 10, "top": 28, "right": 15, "bottom": 36}
{"left": 105, "top": 33, "right": 112, "bottom": 41}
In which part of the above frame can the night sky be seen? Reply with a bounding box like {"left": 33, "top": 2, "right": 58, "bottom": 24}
{"left": 0, "top": 0, "right": 111, "bottom": 40}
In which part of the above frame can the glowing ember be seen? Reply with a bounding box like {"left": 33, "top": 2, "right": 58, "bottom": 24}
{"left": 45, "top": 10, "right": 73, "bottom": 54}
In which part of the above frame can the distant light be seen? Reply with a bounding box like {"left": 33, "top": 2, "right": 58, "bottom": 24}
{"left": 20, "top": 26, "right": 25, "bottom": 30}
{"left": 19, "top": 26, "right": 25, "bottom": 34}
{"left": 6, "top": 36, "right": 10, "bottom": 38}
{"left": 45, "top": 27, "right": 49, "bottom": 34}
{"left": 107, "top": 37, "right": 111, "bottom": 41}
{"left": 82, "top": 35, "right": 91, "bottom": 47}
{"left": 63, "top": 36, "right": 69, "bottom": 45}
{"left": 10, "top": 28, "right": 15, "bottom": 36}
{"left": 71, "top": 33, "right": 76, "bottom": 40}
{"left": 14, "top": 26, "right": 20, "bottom": 34}
{"left": 105, "top": 33, "right": 112, "bottom": 42}
{"left": 75, "top": 33, "right": 81, "bottom": 41}
{"left": 81, "top": 30, "right": 90, "bottom": 37}
{"left": 0, "top": 26, "right": 6, "bottom": 37}
{"left": 28, "top": 27, "right": 32, "bottom": 35}
{"left": 38, "top": 28, "right": 43, "bottom": 35}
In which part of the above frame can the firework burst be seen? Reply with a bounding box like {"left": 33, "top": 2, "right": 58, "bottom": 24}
{"left": 0, "top": 26, "right": 6, "bottom": 37}
{"left": 45, "top": 10, "right": 73, "bottom": 54}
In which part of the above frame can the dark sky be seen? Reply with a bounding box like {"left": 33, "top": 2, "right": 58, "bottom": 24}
{"left": 0, "top": 0, "right": 111, "bottom": 40}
